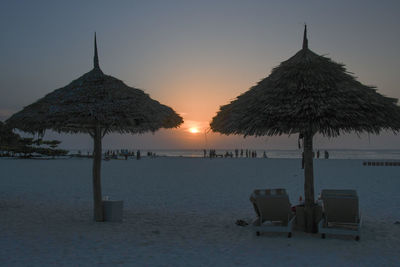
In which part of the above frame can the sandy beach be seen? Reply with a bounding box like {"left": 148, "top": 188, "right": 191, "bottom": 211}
{"left": 0, "top": 157, "right": 399, "bottom": 266}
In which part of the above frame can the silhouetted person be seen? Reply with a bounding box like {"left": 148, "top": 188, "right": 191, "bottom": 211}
{"left": 136, "top": 150, "right": 141, "bottom": 160}
{"left": 324, "top": 150, "right": 329, "bottom": 159}
{"left": 210, "top": 149, "right": 216, "bottom": 158}
{"left": 317, "top": 150, "right": 320, "bottom": 159}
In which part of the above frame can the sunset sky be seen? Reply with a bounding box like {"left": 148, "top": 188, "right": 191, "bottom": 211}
{"left": 1, "top": 0, "right": 400, "bottom": 150}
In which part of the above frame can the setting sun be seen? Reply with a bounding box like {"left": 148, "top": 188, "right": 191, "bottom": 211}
{"left": 189, "top": 127, "right": 200, "bottom": 134}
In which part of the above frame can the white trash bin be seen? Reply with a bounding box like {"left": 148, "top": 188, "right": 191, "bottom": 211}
{"left": 102, "top": 199, "right": 123, "bottom": 222}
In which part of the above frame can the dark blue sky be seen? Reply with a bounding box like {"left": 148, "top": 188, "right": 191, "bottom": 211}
{"left": 1, "top": 0, "right": 400, "bottom": 150}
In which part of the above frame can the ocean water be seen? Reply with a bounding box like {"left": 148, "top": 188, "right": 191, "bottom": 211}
{"left": 69, "top": 149, "right": 400, "bottom": 160}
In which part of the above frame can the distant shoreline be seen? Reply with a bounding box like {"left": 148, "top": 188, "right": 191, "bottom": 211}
{"left": 2, "top": 148, "right": 400, "bottom": 160}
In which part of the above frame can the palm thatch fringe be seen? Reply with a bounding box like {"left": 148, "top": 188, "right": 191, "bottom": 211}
{"left": 211, "top": 47, "right": 400, "bottom": 137}
{"left": 7, "top": 68, "right": 182, "bottom": 135}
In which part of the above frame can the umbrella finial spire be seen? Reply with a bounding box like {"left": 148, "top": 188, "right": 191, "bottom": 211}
{"left": 303, "top": 24, "right": 308, "bottom": 50}
{"left": 94, "top": 32, "right": 100, "bottom": 69}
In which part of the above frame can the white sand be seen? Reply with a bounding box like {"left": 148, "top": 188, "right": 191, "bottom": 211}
{"left": 0, "top": 157, "right": 399, "bottom": 266}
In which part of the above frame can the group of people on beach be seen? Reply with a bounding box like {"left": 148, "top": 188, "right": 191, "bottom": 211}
{"left": 314, "top": 150, "right": 329, "bottom": 159}
{"left": 104, "top": 149, "right": 142, "bottom": 160}
{"left": 301, "top": 150, "right": 330, "bottom": 168}
{"left": 103, "top": 149, "right": 163, "bottom": 160}
{"left": 204, "top": 149, "right": 268, "bottom": 159}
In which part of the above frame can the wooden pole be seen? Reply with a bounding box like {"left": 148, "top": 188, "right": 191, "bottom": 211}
{"left": 303, "top": 130, "right": 315, "bottom": 232}
{"left": 92, "top": 125, "right": 103, "bottom": 222}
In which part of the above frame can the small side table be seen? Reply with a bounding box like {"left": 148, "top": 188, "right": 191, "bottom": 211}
{"left": 103, "top": 200, "right": 123, "bottom": 222}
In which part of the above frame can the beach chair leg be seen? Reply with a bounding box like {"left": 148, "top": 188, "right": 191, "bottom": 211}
{"left": 288, "top": 232, "right": 292, "bottom": 238}
{"left": 321, "top": 233, "right": 326, "bottom": 239}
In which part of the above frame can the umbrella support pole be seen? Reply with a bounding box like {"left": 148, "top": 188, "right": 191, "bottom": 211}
{"left": 93, "top": 126, "right": 103, "bottom": 222}
{"left": 303, "top": 131, "right": 316, "bottom": 233}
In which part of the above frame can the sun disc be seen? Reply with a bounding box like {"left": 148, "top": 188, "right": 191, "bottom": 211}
{"left": 189, "top": 127, "right": 199, "bottom": 133}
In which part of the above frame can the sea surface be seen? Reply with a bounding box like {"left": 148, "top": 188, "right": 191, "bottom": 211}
{"left": 69, "top": 149, "right": 400, "bottom": 160}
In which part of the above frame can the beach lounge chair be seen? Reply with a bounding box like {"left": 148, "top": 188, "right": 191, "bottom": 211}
{"left": 250, "top": 189, "right": 295, "bottom": 238}
{"left": 318, "top": 189, "right": 362, "bottom": 240}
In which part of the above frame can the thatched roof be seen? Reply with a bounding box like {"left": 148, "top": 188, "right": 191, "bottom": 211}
{"left": 7, "top": 34, "right": 183, "bottom": 135}
{"left": 211, "top": 26, "right": 400, "bottom": 137}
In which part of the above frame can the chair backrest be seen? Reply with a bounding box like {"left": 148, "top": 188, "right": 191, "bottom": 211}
{"left": 321, "top": 189, "right": 357, "bottom": 198}
{"left": 321, "top": 189, "right": 359, "bottom": 223}
{"left": 251, "top": 189, "right": 291, "bottom": 224}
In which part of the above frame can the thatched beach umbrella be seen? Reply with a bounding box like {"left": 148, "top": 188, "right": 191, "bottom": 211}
{"left": 211, "top": 26, "right": 400, "bottom": 232}
{"left": 7, "top": 34, "right": 183, "bottom": 221}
